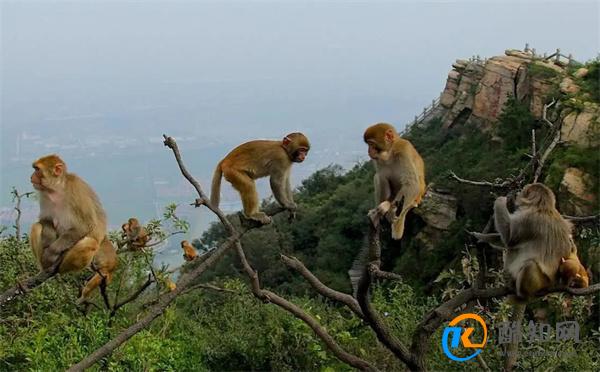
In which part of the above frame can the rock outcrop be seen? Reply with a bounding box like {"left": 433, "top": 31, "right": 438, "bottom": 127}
{"left": 558, "top": 168, "right": 597, "bottom": 216}
{"left": 438, "top": 50, "right": 566, "bottom": 129}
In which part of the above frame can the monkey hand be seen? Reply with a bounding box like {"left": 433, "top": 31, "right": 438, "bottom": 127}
{"left": 494, "top": 196, "right": 508, "bottom": 207}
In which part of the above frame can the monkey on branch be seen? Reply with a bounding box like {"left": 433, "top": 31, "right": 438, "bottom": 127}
{"left": 210, "top": 132, "right": 310, "bottom": 225}
{"left": 363, "top": 123, "right": 426, "bottom": 240}
{"left": 29, "top": 154, "right": 117, "bottom": 304}
{"left": 473, "top": 183, "right": 590, "bottom": 301}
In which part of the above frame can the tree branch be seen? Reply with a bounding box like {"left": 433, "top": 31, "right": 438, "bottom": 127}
{"left": 281, "top": 254, "right": 364, "bottom": 318}
{"left": 0, "top": 271, "right": 54, "bottom": 308}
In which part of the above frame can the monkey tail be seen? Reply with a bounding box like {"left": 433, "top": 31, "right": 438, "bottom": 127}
{"left": 210, "top": 163, "right": 223, "bottom": 207}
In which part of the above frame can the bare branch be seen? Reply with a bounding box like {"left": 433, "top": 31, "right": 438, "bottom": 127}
{"left": 448, "top": 171, "right": 510, "bottom": 188}
{"left": 281, "top": 254, "right": 364, "bottom": 318}
{"left": 533, "top": 127, "right": 561, "bottom": 183}
{"left": 110, "top": 275, "right": 154, "bottom": 317}
{"left": 563, "top": 214, "right": 600, "bottom": 223}
{"left": 10, "top": 188, "right": 34, "bottom": 240}
{"left": 180, "top": 283, "right": 237, "bottom": 295}
{"left": 0, "top": 271, "right": 54, "bottom": 307}
{"left": 356, "top": 223, "right": 418, "bottom": 370}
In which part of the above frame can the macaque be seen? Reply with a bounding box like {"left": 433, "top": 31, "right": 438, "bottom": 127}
{"left": 475, "top": 183, "right": 572, "bottom": 300}
{"left": 181, "top": 240, "right": 198, "bottom": 261}
{"left": 29, "top": 154, "right": 117, "bottom": 303}
{"left": 121, "top": 217, "right": 150, "bottom": 250}
{"left": 559, "top": 252, "right": 590, "bottom": 288}
{"left": 166, "top": 278, "right": 177, "bottom": 291}
{"left": 364, "top": 123, "right": 426, "bottom": 239}
{"left": 210, "top": 132, "right": 310, "bottom": 224}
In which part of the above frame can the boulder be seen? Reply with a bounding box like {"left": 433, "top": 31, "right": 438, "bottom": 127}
{"left": 413, "top": 191, "right": 458, "bottom": 230}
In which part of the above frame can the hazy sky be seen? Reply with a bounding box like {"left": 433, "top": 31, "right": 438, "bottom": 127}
{"left": 0, "top": 0, "right": 598, "bottom": 246}
{"left": 2, "top": 0, "right": 597, "bottom": 140}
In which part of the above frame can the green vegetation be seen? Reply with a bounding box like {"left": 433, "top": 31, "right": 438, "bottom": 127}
{"left": 1, "top": 91, "right": 599, "bottom": 371}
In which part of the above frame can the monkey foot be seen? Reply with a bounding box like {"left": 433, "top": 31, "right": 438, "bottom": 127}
{"left": 239, "top": 212, "right": 272, "bottom": 228}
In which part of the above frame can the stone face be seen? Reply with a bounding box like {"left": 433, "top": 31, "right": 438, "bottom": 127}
{"left": 472, "top": 56, "right": 525, "bottom": 122}
{"left": 558, "top": 168, "right": 597, "bottom": 216}
{"left": 413, "top": 191, "right": 458, "bottom": 230}
{"left": 561, "top": 103, "right": 600, "bottom": 147}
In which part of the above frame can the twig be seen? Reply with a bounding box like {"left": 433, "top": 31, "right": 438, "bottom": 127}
{"left": 448, "top": 171, "right": 511, "bottom": 188}
{"left": 11, "top": 188, "right": 34, "bottom": 240}
{"left": 110, "top": 274, "right": 154, "bottom": 317}
{"left": 180, "top": 283, "right": 237, "bottom": 295}
{"left": 542, "top": 99, "right": 556, "bottom": 128}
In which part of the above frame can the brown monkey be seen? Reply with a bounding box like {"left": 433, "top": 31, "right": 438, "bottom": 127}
{"left": 29, "top": 154, "right": 117, "bottom": 303}
{"left": 181, "top": 240, "right": 198, "bottom": 261}
{"left": 364, "top": 123, "right": 426, "bottom": 239}
{"left": 211, "top": 132, "right": 310, "bottom": 224}
{"left": 559, "top": 252, "right": 590, "bottom": 288}
{"left": 476, "top": 183, "right": 572, "bottom": 300}
{"left": 121, "top": 217, "right": 150, "bottom": 250}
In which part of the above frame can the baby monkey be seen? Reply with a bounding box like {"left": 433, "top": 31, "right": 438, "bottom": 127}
{"left": 211, "top": 132, "right": 310, "bottom": 224}
{"left": 559, "top": 252, "right": 590, "bottom": 288}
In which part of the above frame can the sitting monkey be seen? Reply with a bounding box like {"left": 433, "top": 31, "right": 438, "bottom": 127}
{"left": 474, "top": 183, "right": 573, "bottom": 300}
{"left": 559, "top": 252, "right": 590, "bottom": 288}
{"left": 210, "top": 132, "right": 310, "bottom": 224}
{"left": 363, "top": 123, "right": 426, "bottom": 240}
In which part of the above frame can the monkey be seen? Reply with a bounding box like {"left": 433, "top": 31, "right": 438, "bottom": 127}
{"left": 559, "top": 252, "right": 590, "bottom": 288}
{"left": 29, "top": 154, "right": 117, "bottom": 303}
{"left": 121, "top": 217, "right": 150, "bottom": 250}
{"left": 181, "top": 240, "right": 198, "bottom": 262}
{"left": 364, "top": 123, "right": 426, "bottom": 240}
{"left": 166, "top": 278, "right": 177, "bottom": 291}
{"left": 210, "top": 132, "right": 310, "bottom": 225}
{"left": 474, "top": 183, "right": 572, "bottom": 300}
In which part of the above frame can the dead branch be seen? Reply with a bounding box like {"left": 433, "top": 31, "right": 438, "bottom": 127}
{"left": 281, "top": 254, "right": 364, "bottom": 318}
{"left": 356, "top": 223, "right": 418, "bottom": 370}
{"left": 110, "top": 274, "right": 154, "bottom": 317}
{"left": 448, "top": 171, "right": 511, "bottom": 188}
{"left": 11, "top": 188, "right": 34, "bottom": 240}
{"left": 563, "top": 214, "right": 600, "bottom": 223}
{"left": 533, "top": 127, "right": 561, "bottom": 183}
{"left": 0, "top": 271, "right": 54, "bottom": 307}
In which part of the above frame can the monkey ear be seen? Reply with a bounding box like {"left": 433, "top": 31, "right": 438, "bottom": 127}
{"left": 575, "top": 274, "right": 582, "bottom": 278}
{"left": 384, "top": 129, "right": 395, "bottom": 142}
{"left": 561, "top": 257, "right": 566, "bottom": 263}
{"left": 53, "top": 163, "right": 64, "bottom": 177}
{"left": 282, "top": 136, "right": 291, "bottom": 146}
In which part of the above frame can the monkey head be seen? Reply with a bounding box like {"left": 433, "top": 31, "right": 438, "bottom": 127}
{"left": 559, "top": 256, "right": 590, "bottom": 288}
{"left": 363, "top": 123, "right": 398, "bottom": 161}
{"left": 180, "top": 240, "right": 189, "bottom": 248}
{"left": 31, "top": 154, "right": 67, "bottom": 192}
{"left": 282, "top": 132, "right": 310, "bottom": 163}
{"left": 516, "top": 183, "right": 556, "bottom": 211}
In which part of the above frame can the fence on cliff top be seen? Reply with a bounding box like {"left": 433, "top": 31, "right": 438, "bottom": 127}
{"left": 400, "top": 95, "right": 441, "bottom": 135}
